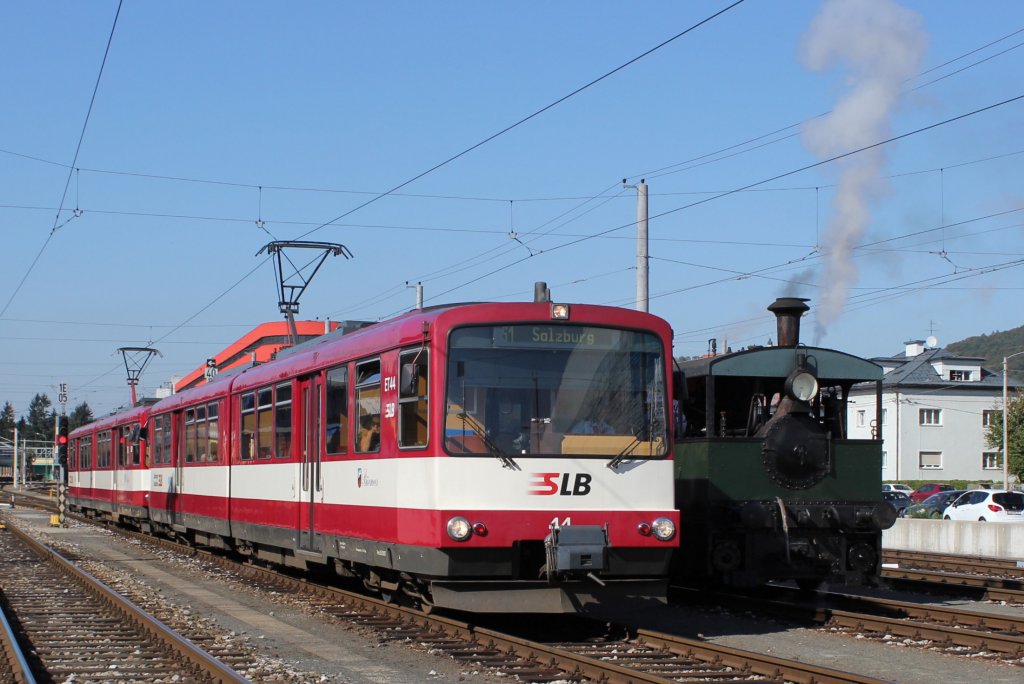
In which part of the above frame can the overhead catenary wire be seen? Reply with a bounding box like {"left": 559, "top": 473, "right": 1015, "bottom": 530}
{"left": 0, "top": 0, "right": 123, "bottom": 321}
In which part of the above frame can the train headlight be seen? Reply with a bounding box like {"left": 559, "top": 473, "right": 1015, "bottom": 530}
{"left": 550, "top": 303, "right": 570, "bottom": 320}
{"left": 785, "top": 369, "right": 818, "bottom": 402}
{"left": 446, "top": 516, "right": 472, "bottom": 541}
{"left": 651, "top": 517, "right": 676, "bottom": 541}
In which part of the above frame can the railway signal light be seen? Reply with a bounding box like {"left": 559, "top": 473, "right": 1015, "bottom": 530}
{"left": 56, "top": 418, "right": 69, "bottom": 468}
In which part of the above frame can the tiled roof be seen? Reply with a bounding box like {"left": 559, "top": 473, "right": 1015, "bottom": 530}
{"left": 871, "top": 347, "right": 1023, "bottom": 389}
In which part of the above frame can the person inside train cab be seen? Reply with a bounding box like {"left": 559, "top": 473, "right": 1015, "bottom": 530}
{"left": 358, "top": 415, "right": 380, "bottom": 452}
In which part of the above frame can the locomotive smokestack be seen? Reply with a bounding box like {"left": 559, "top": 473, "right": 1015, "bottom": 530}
{"left": 768, "top": 297, "right": 810, "bottom": 348}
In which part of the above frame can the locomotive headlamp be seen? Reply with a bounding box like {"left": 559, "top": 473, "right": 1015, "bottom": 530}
{"left": 446, "top": 516, "right": 472, "bottom": 541}
{"left": 785, "top": 368, "right": 819, "bottom": 403}
{"left": 651, "top": 517, "right": 676, "bottom": 541}
{"left": 550, "top": 303, "right": 570, "bottom": 320}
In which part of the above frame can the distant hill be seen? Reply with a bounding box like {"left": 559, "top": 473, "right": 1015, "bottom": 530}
{"left": 947, "top": 324, "right": 1024, "bottom": 377}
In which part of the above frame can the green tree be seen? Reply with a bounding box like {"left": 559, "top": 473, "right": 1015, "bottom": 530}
{"left": 69, "top": 402, "right": 94, "bottom": 430}
{"left": 0, "top": 401, "right": 15, "bottom": 438}
{"left": 24, "top": 393, "right": 56, "bottom": 443}
{"left": 985, "top": 392, "right": 1024, "bottom": 484}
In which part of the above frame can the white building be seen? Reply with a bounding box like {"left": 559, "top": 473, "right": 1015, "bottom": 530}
{"left": 847, "top": 339, "right": 1021, "bottom": 484}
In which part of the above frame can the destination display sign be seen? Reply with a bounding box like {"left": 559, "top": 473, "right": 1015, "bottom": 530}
{"left": 492, "top": 325, "right": 624, "bottom": 350}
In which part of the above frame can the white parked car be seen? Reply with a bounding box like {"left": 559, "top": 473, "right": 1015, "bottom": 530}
{"left": 882, "top": 484, "right": 913, "bottom": 495}
{"left": 942, "top": 490, "right": 1024, "bottom": 522}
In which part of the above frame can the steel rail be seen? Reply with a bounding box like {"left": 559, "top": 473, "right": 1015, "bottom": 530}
{"left": 884, "top": 549, "right": 1024, "bottom": 579}
{"left": 0, "top": 603, "right": 35, "bottom": 684}
{"left": 3, "top": 516, "right": 249, "bottom": 683}
{"left": 28, "top": 499, "right": 891, "bottom": 684}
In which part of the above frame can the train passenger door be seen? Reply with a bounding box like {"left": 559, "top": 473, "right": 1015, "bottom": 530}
{"left": 172, "top": 410, "right": 185, "bottom": 527}
{"left": 299, "top": 375, "right": 322, "bottom": 551}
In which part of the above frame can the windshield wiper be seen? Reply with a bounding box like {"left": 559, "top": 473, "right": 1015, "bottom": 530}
{"left": 454, "top": 410, "right": 520, "bottom": 471}
{"left": 607, "top": 433, "right": 642, "bottom": 470}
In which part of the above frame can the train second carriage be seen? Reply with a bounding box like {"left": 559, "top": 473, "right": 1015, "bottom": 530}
{"left": 672, "top": 298, "right": 896, "bottom": 590}
{"left": 69, "top": 294, "right": 680, "bottom": 613}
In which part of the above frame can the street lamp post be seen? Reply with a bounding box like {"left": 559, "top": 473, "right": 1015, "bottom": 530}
{"left": 1003, "top": 350, "right": 1024, "bottom": 491}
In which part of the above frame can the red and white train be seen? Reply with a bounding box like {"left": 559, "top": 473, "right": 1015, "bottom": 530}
{"left": 68, "top": 299, "right": 679, "bottom": 613}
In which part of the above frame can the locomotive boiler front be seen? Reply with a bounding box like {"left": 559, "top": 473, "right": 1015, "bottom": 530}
{"left": 757, "top": 297, "right": 831, "bottom": 490}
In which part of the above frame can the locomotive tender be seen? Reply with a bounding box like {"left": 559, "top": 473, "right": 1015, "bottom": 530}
{"left": 68, "top": 295, "right": 679, "bottom": 613}
{"left": 673, "top": 298, "right": 896, "bottom": 589}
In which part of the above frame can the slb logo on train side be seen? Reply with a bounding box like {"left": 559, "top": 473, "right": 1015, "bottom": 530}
{"left": 528, "top": 472, "right": 592, "bottom": 496}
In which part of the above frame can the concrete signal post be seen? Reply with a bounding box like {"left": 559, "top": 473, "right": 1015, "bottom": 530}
{"left": 1004, "top": 351, "right": 1024, "bottom": 492}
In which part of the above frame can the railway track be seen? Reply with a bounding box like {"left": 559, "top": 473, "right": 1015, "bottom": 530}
{"left": 882, "top": 549, "right": 1024, "bottom": 603}
{"left": 679, "top": 584, "right": 1024, "bottom": 662}
{"left": 11, "top": 490, "right": 1021, "bottom": 679}
{"left": 7, "top": 497, "right": 885, "bottom": 684}
{"left": 0, "top": 515, "right": 247, "bottom": 683}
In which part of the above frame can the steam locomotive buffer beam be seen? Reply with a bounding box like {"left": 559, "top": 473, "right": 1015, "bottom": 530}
{"left": 257, "top": 240, "right": 353, "bottom": 344}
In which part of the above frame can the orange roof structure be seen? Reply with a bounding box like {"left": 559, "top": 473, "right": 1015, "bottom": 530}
{"left": 175, "top": 320, "right": 337, "bottom": 392}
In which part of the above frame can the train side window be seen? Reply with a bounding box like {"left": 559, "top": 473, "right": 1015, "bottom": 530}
{"left": 196, "top": 405, "right": 208, "bottom": 462}
{"left": 399, "top": 349, "right": 428, "bottom": 448}
{"left": 130, "top": 423, "right": 141, "bottom": 466}
{"left": 97, "top": 431, "right": 110, "bottom": 469}
{"left": 355, "top": 359, "right": 382, "bottom": 453}
{"left": 257, "top": 387, "right": 274, "bottom": 459}
{"left": 185, "top": 408, "right": 196, "bottom": 463}
{"left": 83, "top": 435, "right": 92, "bottom": 469}
{"left": 152, "top": 415, "right": 164, "bottom": 465}
{"left": 117, "top": 426, "right": 127, "bottom": 467}
{"left": 275, "top": 383, "right": 292, "bottom": 458}
{"left": 241, "top": 392, "right": 256, "bottom": 461}
{"left": 325, "top": 366, "right": 348, "bottom": 455}
{"left": 207, "top": 403, "right": 219, "bottom": 463}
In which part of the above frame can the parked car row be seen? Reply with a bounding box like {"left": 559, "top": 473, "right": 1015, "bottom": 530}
{"left": 888, "top": 486, "right": 1024, "bottom": 522}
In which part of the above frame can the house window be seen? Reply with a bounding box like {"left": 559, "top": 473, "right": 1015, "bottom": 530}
{"left": 919, "top": 408, "right": 941, "bottom": 426}
{"left": 919, "top": 451, "right": 942, "bottom": 469}
{"left": 982, "top": 452, "right": 1000, "bottom": 470}
{"left": 881, "top": 408, "right": 887, "bottom": 426}
{"left": 881, "top": 450, "right": 887, "bottom": 468}
{"left": 982, "top": 410, "right": 998, "bottom": 428}
{"left": 949, "top": 370, "right": 971, "bottom": 381}
{"left": 856, "top": 410, "right": 865, "bottom": 427}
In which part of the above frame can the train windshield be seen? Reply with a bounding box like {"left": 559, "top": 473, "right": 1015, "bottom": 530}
{"left": 445, "top": 324, "right": 667, "bottom": 458}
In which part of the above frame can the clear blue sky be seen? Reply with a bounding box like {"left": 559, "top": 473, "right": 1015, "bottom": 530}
{"left": 2, "top": 0, "right": 1022, "bottom": 418}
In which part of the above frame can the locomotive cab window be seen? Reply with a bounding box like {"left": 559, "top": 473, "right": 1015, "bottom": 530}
{"left": 399, "top": 348, "right": 428, "bottom": 448}
{"left": 355, "top": 359, "right": 382, "bottom": 453}
{"left": 444, "top": 325, "right": 667, "bottom": 458}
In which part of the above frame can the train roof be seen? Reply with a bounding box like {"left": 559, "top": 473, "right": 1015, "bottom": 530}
{"left": 128, "top": 301, "right": 674, "bottom": 415}
{"left": 677, "top": 345, "right": 881, "bottom": 383}
{"left": 70, "top": 402, "right": 149, "bottom": 438}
